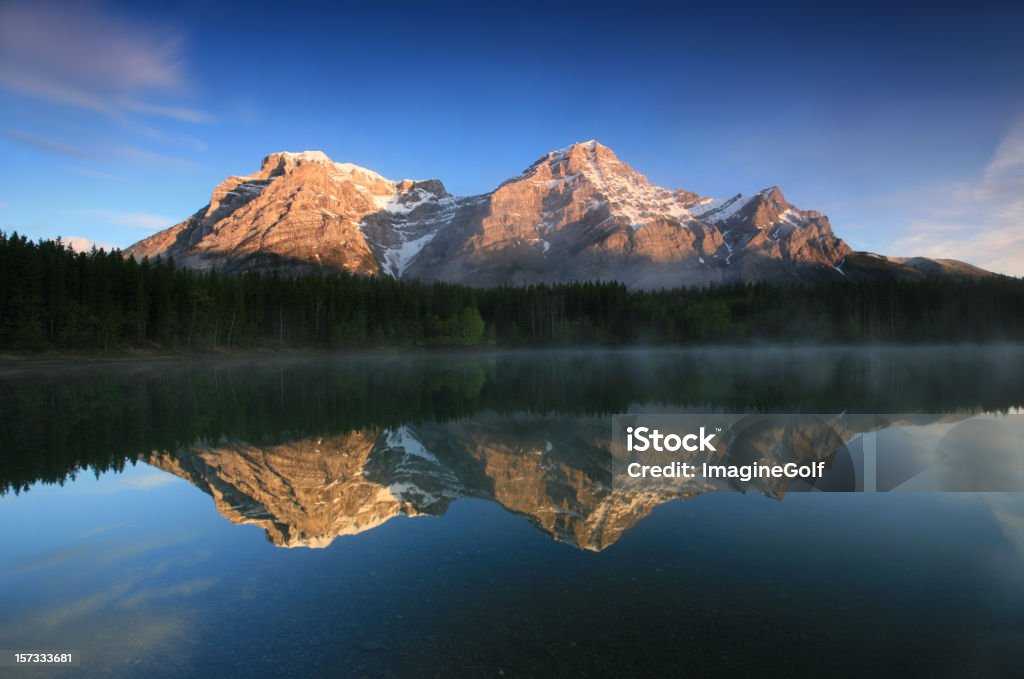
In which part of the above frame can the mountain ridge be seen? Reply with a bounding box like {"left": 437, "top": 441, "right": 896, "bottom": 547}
{"left": 125, "top": 143, "right": 993, "bottom": 287}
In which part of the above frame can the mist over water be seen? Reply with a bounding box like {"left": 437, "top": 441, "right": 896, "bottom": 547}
{"left": 2, "top": 347, "right": 1024, "bottom": 677}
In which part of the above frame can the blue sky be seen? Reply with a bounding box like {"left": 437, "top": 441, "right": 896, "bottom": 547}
{"left": 1, "top": 0, "right": 1023, "bottom": 274}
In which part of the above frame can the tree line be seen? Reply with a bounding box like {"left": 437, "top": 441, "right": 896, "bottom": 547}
{"left": 2, "top": 231, "right": 1024, "bottom": 351}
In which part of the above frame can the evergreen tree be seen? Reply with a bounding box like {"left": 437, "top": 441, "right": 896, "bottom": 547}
{"left": 1, "top": 231, "right": 1023, "bottom": 351}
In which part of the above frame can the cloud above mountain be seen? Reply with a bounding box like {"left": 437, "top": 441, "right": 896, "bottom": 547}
{"left": 893, "top": 119, "right": 1024, "bottom": 276}
{"left": 77, "top": 209, "right": 174, "bottom": 231}
{"left": 0, "top": 1, "right": 211, "bottom": 183}
{"left": 0, "top": 3, "right": 211, "bottom": 123}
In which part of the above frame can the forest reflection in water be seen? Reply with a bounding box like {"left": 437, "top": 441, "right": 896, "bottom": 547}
{"left": 3, "top": 347, "right": 1024, "bottom": 678}
{"left": 3, "top": 347, "right": 1024, "bottom": 549}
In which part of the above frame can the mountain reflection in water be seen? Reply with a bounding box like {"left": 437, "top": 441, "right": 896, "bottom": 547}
{"left": 4, "top": 347, "right": 1024, "bottom": 549}
{"left": 147, "top": 410, "right": 1024, "bottom": 549}
{"left": 3, "top": 347, "right": 1024, "bottom": 678}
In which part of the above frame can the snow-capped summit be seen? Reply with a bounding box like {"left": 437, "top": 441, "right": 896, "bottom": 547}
{"left": 274, "top": 150, "right": 332, "bottom": 163}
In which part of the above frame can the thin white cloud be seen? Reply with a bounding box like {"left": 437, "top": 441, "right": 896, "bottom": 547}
{"left": 0, "top": 5, "right": 182, "bottom": 89}
{"left": 986, "top": 123, "right": 1024, "bottom": 177}
{"left": 5, "top": 129, "right": 196, "bottom": 169}
{"left": 894, "top": 222, "right": 1024, "bottom": 276}
{"left": 0, "top": 3, "right": 214, "bottom": 173}
{"left": 69, "top": 166, "right": 125, "bottom": 181}
{"left": 120, "top": 99, "right": 216, "bottom": 125}
{"left": 0, "top": 69, "right": 117, "bottom": 116}
{"left": 4, "top": 130, "right": 93, "bottom": 158}
{"left": 0, "top": 3, "right": 213, "bottom": 124}
{"left": 892, "top": 119, "right": 1024, "bottom": 276}
{"left": 116, "top": 472, "right": 181, "bottom": 490}
{"left": 127, "top": 120, "right": 209, "bottom": 152}
{"left": 110, "top": 144, "right": 196, "bottom": 169}
{"left": 76, "top": 210, "right": 175, "bottom": 231}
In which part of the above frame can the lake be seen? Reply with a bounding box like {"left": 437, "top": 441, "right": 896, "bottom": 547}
{"left": 2, "top": 347, "right": 1024, "bottom": 677}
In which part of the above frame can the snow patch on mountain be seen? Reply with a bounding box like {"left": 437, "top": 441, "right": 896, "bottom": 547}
{"left": 385, "top": 426, "right": 438, "bottom": 462}
{"left": 777, "top": 208, "right": 806, "bottom": 227}
{"left": 364, "top": 189, "right": 468, "bottom": 277}
{"left": 382, "top": 231, "right": 437, "bottom": 277}
{"left": 688, "top": 193, "right": 754, "bottom": 222}
{"left": 278, "top": 150, "right": 332, "bottom": 163}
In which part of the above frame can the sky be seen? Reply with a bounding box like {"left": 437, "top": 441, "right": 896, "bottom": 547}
{"left": 1, "top": 0, "right": 1023, "bottom": 274}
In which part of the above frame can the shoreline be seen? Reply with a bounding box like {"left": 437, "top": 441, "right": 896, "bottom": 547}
{"left": 4, "top": 341, "right": 1024, "bottom": 372}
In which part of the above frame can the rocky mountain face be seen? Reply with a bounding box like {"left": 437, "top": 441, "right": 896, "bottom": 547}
{"left": 126, "top": 143, "right": 990, "bottom": 287}
{"left": 125, "top": 150, "right": 460, "bottom": 277}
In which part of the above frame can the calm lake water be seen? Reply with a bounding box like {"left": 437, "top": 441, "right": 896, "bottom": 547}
{"left": 2, "top": 347, "right": 1024, "bottom": 678}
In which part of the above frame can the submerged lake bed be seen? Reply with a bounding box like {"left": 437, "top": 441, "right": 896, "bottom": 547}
{"left": 2, "top": 347, "right": 1024, "bottom": 677}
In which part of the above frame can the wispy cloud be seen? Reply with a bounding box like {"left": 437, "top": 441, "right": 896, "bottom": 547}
{"left": 4, "top": 130, "right": 93, "bottom": 158}
{"left": 69, "top": 166, "right": 125, "bottom": 181}
{"left": 986, "top": 123, "right": 1024, "bottom": 177}
{"left": 892, "top": 119, "right": 1024, "bottom": 276}
{"left": 0, "top": 69, "right": 115, "bottom": 116}
{"left": 121, "top": 99, "right": 215, "bottom": 125}
{"left": 5, "top": 129, "right": 196, "bottom": 169}
{"left": 0, "top": 2, "right": 213, "bottom": 179}
{"left": 76, "top": 210, "right": 175, "bottom": 231}
{"left": 128, "top": 121, "right": 209, "bottom": 152}
{"left": 0, "top": 3, "right": 214, "bottom": 124}
{"left": 116, "top": 471, "right": 181, "bottom": 490}
{"left": 109, "top": 144, "right": 196, "bottom": 169}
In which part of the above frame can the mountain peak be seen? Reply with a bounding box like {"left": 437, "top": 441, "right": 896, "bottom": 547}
{"left": 551, "top": 139, "right": 615, "bottom": 160}
{"left": 756, "top": 185, "right": 786, "bottom": 202}
{"left": 258, "top": 150, "right": 389, "bottom": 184}
{"left": 261, "top": 150, "right": 332, "bottom": 170}
{"left": 521, "top": 140, "right": 626, "bottom": 179}
{"left": 562, "top": 138, "right": 604, "bottom": 151}
{"left": 750, "top": 186, "right": 792, "bottom": 217}
{"left": 279, "top": 150, "right": 332, "bottom": 162}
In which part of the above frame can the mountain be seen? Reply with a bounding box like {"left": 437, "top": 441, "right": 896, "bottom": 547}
{"left": 124, "top": 150, "right": 459, "bottom": 277}
{"left": 125, "top": 142, "right": 991, "bottom": 287}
